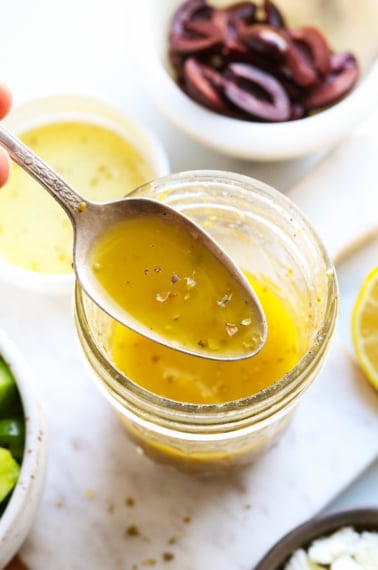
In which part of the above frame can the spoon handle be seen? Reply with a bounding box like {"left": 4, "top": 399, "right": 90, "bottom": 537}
{"left": 0, "top": 125, "right": 86, "bottom": 221}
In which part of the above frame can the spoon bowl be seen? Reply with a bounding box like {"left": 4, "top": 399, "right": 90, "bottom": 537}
{"left": 0, "top": 125, "right": 267, "bottom": 360}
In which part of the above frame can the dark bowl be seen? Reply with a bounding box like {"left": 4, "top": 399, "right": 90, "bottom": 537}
{"left": 254, "top": 508, "right": 378, "bottom": 569}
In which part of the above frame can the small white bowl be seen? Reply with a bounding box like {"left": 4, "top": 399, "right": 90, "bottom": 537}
{"left": 0, "top": 93, "right": 170, "bottom": 296}
{"left": 0, "top": 330, "right": 47, "bottom": 568}
{"left": 142, "top": 0, "right": 378, "bottom": 161}
{"left": 255, "top": 508, "right": 378, "bottom": 569}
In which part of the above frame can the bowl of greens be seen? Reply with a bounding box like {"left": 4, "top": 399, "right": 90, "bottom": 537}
{"left": 0, "top": 330, "right": 47, "bottom": 568}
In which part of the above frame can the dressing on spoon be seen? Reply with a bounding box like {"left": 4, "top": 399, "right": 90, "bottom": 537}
{"left": 0, "top": 125, "right": 267, "bottom": 360}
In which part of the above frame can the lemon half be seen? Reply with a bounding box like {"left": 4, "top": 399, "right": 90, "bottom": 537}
{"left": 351, "top": 266, "right": 378, "bottom": 389}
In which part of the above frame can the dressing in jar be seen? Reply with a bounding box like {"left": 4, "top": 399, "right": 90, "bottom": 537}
{"left": 75, "top": 170, "right": 338, "bottom": 472}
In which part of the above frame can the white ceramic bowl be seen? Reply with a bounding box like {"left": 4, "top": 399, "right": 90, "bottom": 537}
{"left": 0, "top": 93, "right": 170, "bottom": 296}
{"left": 142, "top": 0, "right": 378, "bottom": 161}
{"left": 0, "top": 330, "right": 47, "bottom": 569}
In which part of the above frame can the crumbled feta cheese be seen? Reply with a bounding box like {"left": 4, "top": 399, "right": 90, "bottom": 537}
{"left": 283, "top": 527, "right": 378, "bottom": 570}
{"left": 309, "top": 528, "right": 361, "bottom": 564}
{"left": 284, "top": 548, "right": 323, "bottom": 570}
{"left": 331, "top": 555, "right": 363, "bottom": 570}
{"left": 354, "top": 531, "right": 378, "bottom": 570}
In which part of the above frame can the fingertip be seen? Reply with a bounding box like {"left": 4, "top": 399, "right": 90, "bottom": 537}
{"left": 0, "top": 82, "right": 12, "bottom": 120}
{"left": 0, "top": 147, "right": 10, "bottom": 187}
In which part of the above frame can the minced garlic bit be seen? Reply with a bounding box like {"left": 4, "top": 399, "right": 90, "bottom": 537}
{"left": 284, "top": 526, "right": 378, "bottom": 569}
{"left": 156, "top": 292, "right": 170, "bottom": 303}
{"left": 225, "top": 323, "right": 239, "bottom": 337}
{"left": 156, "top": 291, "right": 177, "bottom": 303}
{"left": 184, "top": 276, "right": 196, "bottom": 289}
{"left": 217, "top": 293, "right": 232, "bottom": 307}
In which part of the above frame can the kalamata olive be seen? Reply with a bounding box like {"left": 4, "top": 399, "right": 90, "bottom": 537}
{"left": 171, "top": 0, "right": 213, "bottom": 34}
{"left": 168, "top": 0, "right": 360, "bottom": 122}
{"left": 169, "top": 34, "right": 222, "bottom": 54}
{"left": 241, "top": 24, "right": 288, "bottom": 59}
{"left": 290, "top": 102, "right": 305, "bottom": 120}
{"left": 211, "top": 9, "right": 242, "bottom": 52}
{"left": 263, "top": 0, "right": 286, "bottom": 28}
{"left": 171, "top": 0, "right": 212, "bottom": 36}
{"left": 184, "top": 7, "right": 248, "bottom": 58}
{"left": 169, "top": 48, "right": 187, "bottom": 82}
{"left": 331, "top": 51, "right": 358, "bottom": 72}
{"left": 289, "top": 27, "right": 331, "bottom": 77}
{"left": 170, "top": 0, "right": 221, "bottom": 54}
{"left": 170, "top": 29, "right": 223, "bottom": 54}
{"left": 183, "top": 58, "right": 251, "bottom": 118}
{"left": 302, "top": 52, "right": 359, "bottom": 110}
{"left": 183, "top": 57, "right": 229, "bottom": 112}
{"left": 185, "top": 19, "right": 217, "bottom": 36}
{"left": 224, "top": 1, "right": 257, "bottom": 25}
{"left": 284, "top": 35, "right": 319, "bottom": 87}
{"left": 224, "top": 62, "right": 291, "bottom": 121}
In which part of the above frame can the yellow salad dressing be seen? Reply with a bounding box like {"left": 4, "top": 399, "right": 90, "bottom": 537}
{"left": 89, "top": 216, "right": 264, "bottom": 358}
{"left": 0, "top": 122, "right": 154, "bottom": 273}
{"left": 111, "top": 274, "right": 300, "bottom": 404}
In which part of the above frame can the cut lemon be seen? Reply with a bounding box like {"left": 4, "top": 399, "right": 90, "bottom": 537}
{"left": 351, "top": 266, "right": 378, "bottom": 389}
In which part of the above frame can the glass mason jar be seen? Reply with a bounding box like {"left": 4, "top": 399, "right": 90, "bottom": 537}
{"left": 74, "top": 170, "right": 338, "bottom": 473}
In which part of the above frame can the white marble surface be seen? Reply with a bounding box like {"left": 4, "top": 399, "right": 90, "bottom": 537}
{"left": 2, "top": 191, "right": 378, "bottom": 570}
{"left": 0, "top": 278, "right": 377, "bottom": 570}
{"left": 0, "top": 1, "right": 377, "bottom": 569}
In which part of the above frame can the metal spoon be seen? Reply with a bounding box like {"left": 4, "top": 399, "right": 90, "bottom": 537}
{"left": 0, "top": 125, "right": 267, "bottom": 360}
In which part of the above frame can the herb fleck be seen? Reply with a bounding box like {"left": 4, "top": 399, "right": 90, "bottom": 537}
{"left": 125, "top": 496, "right": 135, "bottom": 507}
{"left": 126, "top": 524, "right": 140, "bottom": 537}
{"left": 142, "top": 559, "right": 157, "bottom": 567}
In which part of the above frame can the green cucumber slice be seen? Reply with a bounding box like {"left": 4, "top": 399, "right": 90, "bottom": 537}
{"left": 0, "top": 447, "right": 20, "bottom": 504}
